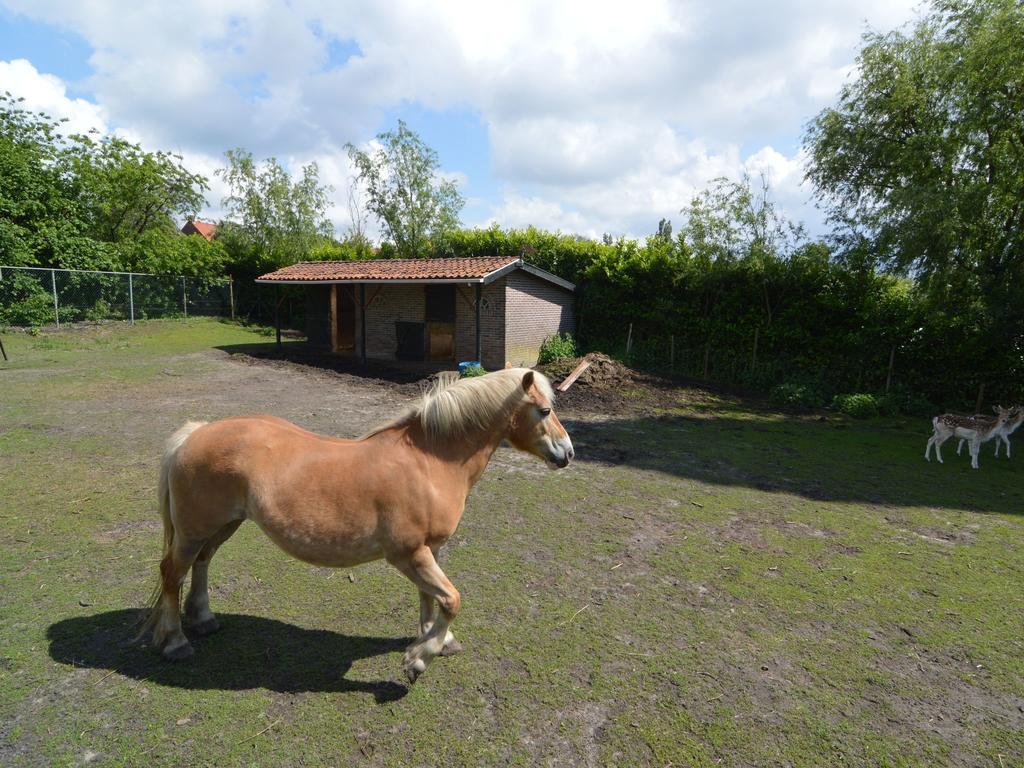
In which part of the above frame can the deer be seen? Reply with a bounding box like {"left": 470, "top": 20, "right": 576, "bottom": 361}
{"left": 925, "top": 405, "right": 1012, "bottom": 469}
{"left": 955, "top": 405, "right": 1024, "bottom": 459}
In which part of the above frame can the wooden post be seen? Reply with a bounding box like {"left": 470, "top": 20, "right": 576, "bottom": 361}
{"left": 475, "top": 283, "right": 482, "bottom": 364}
{"left": 752, "top": 327, "right": 759, "bottom": 371}
{"left": 625, "top": 323, "right": 633, "bottom": 357}
{"left": 229, "top": 276, "right": 235, "bottom": 319}
{"left": 975, "top": 382, "right": 985, "bottom": 414}
{"left": 0, "top": 336, "right": 7, "bottom": 362}
{"left": 51, "top": 269, "right": 59, "bottom": 328}
{"left": 360, "top": 284, "right": 367, "bottom": 366}
{"left": 182, "top": 276, "right": 188, "bottom": 317}
{"left": 703, "top": 343, "right": 711, "bottom": 379}
{"left": 274, "top": 285, "right": 281, "bottom": 350}
{"left": 885, "top": 345, "right": 895, "bottom": 393}
{"left": 670, "top": 335, "right": 675, "bottom": 373}
{"left": 128, "top": 273, "right": 134, "bottom": 324}
{"left": 329, "top": 285, "right": 338, "bottom": 352}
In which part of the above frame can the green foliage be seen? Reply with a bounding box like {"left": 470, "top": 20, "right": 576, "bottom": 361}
{"left": 0, "top": 271, "right": 54, "bottom": 326}
{"left": 769, "top": 383, "right": 825, "bottom": 409}
{"left": 346, "top": 120, "right": 464, "bottom": 259}
{"left": 216, "top": 149, "right": 334, "bottom": 273}
{"left": 0, "top": 93, "right": 216, "bottom": 277}
{"left": 460, "top": 364, "right": 486, "bottom": 378}
{"left": 832, "top": 393, "right": 881, "bottom": 419}
{"left": 537, "top": 332, "right": 578, "bottom": 364}
{"left": 805, "top": 0, "right": 1024, "bottom": 397}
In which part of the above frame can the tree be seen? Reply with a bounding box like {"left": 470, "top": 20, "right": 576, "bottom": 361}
{"left": 67, "top": 135, "right": 208, "bottom": 244}
{"left": 346, "top": 120, "right": 464, "bottom": 259}
{"left": 0, "top": 93, "right": 101, "bottom": 267}
{"left": 216, "top": 148, "right": 334, "bottom": 272}
{"left": 804, "top": 0, "right": 1024, "bottom": 400}
{"left": 681, "top": 174, "right": 804, "bottom": 325}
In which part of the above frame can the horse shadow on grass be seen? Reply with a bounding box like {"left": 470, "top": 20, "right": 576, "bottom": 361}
{"left": 47, "top": 610, "right": 412, "bottom": 703}
{"left": 562, "top": 408, "right": 1024, "bottom": 516}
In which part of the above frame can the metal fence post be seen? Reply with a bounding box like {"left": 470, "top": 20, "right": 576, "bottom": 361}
{"left": 51, "top": 269, "right": 59, "bottom": 328}
{"left": 128, "top": 273, "right": 135, "bottom": 324}
{"left": 181, "top": 276, "right": 188, "bottom": 317}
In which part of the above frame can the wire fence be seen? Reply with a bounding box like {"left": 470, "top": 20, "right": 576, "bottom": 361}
{"left": 0, "top": 266, "right": 234, "bottom": 327}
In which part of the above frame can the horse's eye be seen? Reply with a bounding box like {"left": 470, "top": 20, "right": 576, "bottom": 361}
{"left": 538, "top": 407, "right": 551, "bottom": 418}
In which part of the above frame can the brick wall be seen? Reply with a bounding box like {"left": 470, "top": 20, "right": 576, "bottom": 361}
{"left": 503, "top": 271, "right": 576, "bottom": 367}
{"left": 454, "top": 282, "right": 505, "bottom": 369}
{"left": 363, "top": 284, "right": 424, "bottom": 359}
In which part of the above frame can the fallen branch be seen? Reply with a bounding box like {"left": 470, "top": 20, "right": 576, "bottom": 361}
{"left": 238, "top": 718, "right": 282, "bottom": 744}
{"left": 559, "top": 605, "right": 590, "bottom": 626}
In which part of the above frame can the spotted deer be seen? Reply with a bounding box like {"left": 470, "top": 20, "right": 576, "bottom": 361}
{"left": 925, "top": 406, "right": 1012, "bottom": 469}
{"left": 955, "top": 406, "right": 1024, "bottom": 459}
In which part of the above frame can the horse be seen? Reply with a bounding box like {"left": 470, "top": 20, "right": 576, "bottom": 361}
{"left": 139, "top": 368, "right": 574, "bottom": 683}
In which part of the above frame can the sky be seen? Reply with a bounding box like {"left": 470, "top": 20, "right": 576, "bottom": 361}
{"left": 0, "top": 0, "right": 922, "bottom": 243}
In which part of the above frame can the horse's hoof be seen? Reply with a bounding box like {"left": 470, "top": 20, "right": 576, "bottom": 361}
{"left": 440, "top": 638, "right": 463, "bottom": 656}
{"left": 189, "top": 617, "right": 220, "bottom": 636}
{"left": 162, "top": 641, "right": 194, "bottom": 662}
{"left": 403, "top": 657, "right": 426, "bottom": 684}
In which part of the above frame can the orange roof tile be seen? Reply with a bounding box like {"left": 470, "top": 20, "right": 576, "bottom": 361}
{"left": 257, "top": 256, "right": 519, "bottom": 283}
{"left": 182, "top": 220, "right": 218, "bottom": 241}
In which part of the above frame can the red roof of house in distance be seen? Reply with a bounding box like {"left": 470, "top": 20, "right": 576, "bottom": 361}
{"left": 256, "top": 256, "right": 575, "bottom": 290}
{"left": 181, "top": 220, "right": 218, "bottom": 241}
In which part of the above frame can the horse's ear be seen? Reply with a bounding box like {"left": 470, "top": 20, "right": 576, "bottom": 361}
{"left": 521, "top": 370, "right": 535, "bottom": 393}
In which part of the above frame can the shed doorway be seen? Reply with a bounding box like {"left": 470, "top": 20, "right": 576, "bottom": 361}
{"left": 425, "top": 285, "right": 456, "bottom": 361}
{"left": 335, "top": 286, "right": 356, "bottom": 353}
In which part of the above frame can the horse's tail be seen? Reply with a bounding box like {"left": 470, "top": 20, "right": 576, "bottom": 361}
{"left": 135, "top": 421, "right": 207, "bottom": 641}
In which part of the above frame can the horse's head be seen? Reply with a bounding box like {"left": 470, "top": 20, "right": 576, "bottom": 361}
{"left": 508, "top": 370, "right": 574, "bottom": 469}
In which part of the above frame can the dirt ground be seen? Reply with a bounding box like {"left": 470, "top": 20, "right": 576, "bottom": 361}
{"left": 3, "top": 321, "right": 1024, "bottom": 767}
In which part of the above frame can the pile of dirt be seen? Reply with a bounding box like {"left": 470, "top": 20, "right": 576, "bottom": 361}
{"left": 541, "top": 352, "right": 679, "bottom": 415}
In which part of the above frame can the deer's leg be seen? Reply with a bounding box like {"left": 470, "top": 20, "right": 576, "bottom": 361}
{"left": 1005, "top": 436, "right": 1011, "bottom": 459}
{"left": 933, "top": 434, "right": 949, "bottom": 464}
{"left": 957, "top": 438, "right": 965, "bottom": 456}
{"left": 969, "top": 439, "right": 981, "bottom": 469}
{"left": 391, "top": 546, "right": 461, "bottom": 684}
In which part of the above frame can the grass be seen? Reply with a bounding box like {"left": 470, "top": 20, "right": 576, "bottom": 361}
{"left": 2, "top": 319, "right": 1023, "bottom": 766}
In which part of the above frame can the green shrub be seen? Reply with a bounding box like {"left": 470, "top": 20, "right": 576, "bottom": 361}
{"left": 877, "top": 389, "right": 934, "bottom": 417}
{"left": 769, "top": 382, "right": 825, "bottom": 408}
{"left": 832, "top": 393, "right": 880, "bottom": 419}
{"left": 0, "top": 273, "right": 55, "bottom": 327}
{"left": 461, "top": 364, "right": 486, "bottom": 378}
{"left": 537, "top": 332, "right": 577, "bottom": 364}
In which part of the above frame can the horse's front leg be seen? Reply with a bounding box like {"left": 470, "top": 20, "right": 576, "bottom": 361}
{"left": 391, "top": 546, "right": 461, "bottom": 684}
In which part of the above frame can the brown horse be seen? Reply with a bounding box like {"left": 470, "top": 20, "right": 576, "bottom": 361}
{"left": 140, "top": 368, "right": 573, "bottom": 683}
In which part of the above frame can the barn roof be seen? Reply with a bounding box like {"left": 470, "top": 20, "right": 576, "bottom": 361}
{"left": 182, "top": 220, "right": 218, "bottom": 241}
{"left": 256, "top": 256, "right": 574, "bottom": 291}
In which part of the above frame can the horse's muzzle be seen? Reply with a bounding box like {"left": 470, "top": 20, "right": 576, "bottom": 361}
{"left": 549, "top": 438, "right": 575, "bottom": 469}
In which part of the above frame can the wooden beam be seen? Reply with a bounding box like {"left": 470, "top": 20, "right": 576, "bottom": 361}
{"left": 556, "top": 359, "right": 591, "bottom": 392}
{"left": 329, "top": 285, "right": 338, "bottom": 352}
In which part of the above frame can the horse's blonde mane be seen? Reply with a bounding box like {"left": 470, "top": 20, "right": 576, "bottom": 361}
{"left": 363, "top": 368, "right": 553, "bottom": 442}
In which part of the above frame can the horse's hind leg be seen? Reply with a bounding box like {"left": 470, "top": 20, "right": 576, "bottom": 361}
{"left": 152, "top": 539, "right": 204, "bottom": 660}
{"left": 185, "top": 520, "right": 242, "bottom": 636}
{"left": 392, "top": 546, "right": 461, "bottom": 684}
{"left": 419, "top": 589, "right": 462, "bottom": 657}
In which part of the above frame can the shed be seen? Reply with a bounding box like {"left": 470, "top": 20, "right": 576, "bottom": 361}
{"left": 256, "top": 257, "right": 576, "bottom": 369}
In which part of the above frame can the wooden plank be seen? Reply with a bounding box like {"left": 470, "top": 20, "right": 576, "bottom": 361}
{"left": 556, "top": 359, "right": 591, "bottom": 392}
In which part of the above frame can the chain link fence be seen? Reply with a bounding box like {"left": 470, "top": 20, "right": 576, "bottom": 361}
{"left": 0, "top": 266, "right": 234, "bottom": 327}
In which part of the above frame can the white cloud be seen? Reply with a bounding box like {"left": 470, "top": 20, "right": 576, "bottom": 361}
{"left": 0, "top": 58, "right": 107, "bottom": 135}
{"left": 0, "top": 0, "right": 922, "bottom": 239}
